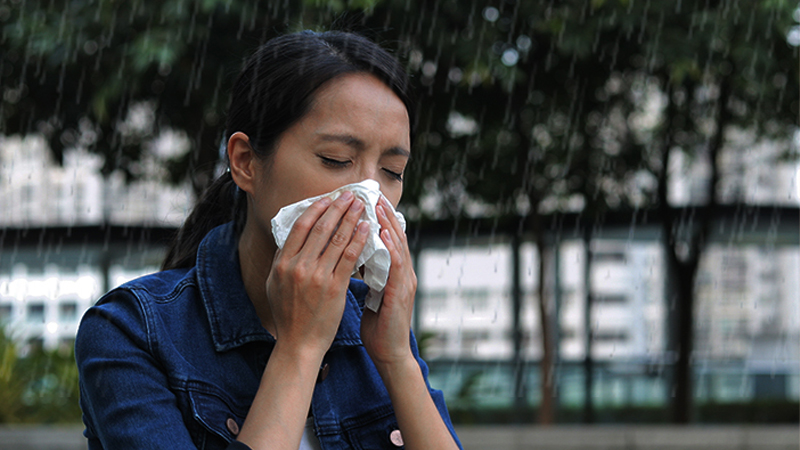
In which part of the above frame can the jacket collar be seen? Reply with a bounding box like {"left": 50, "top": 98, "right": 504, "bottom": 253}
{"left": 196, "top": 222, "right": 364, "bottom": 352}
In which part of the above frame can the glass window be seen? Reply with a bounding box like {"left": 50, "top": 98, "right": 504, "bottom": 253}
{"left": 59, "top": 302, "right": 78, "bottom": 322}
{"left": 27, "top": 303, "right": 45, "bottom": 324}
{"left": 0, "top": 304, "right": 11, "bottom": 322}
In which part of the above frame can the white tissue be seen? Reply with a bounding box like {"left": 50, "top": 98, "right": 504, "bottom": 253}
{"left": 271, "top": 179, "right": 406, "bottom": 312}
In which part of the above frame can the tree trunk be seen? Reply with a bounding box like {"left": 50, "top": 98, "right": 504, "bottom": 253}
{"left": 668, "top": 243, "right": 700, "bottom": 423}
{"left": 511, "top": 233, "right": 526, "bottom": 420}
{"left": 659, "top": 71, "right": 731, "bottom": 423}
{"left": 582, "top": 226, "right": 594, "bottom": 423}
{"left": 534, "top": 217, "right": 556, "bottom": 424}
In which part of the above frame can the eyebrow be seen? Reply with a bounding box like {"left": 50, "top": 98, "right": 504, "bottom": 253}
{"left": 318, "top": 133, "right": 411, "bottom": 159}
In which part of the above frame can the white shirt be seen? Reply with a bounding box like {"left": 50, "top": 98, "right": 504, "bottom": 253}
{"left": 299, "top": 416, "right": 322, "bottom": 450}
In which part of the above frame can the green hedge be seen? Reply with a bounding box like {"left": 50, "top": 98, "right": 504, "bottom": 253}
{"left": 0, "top": 330, "right": 82, "bottom": 424}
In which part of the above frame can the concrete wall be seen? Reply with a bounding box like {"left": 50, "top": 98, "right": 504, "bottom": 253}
{"left": 0, "top": 425, "right": 796, "bottom": 449}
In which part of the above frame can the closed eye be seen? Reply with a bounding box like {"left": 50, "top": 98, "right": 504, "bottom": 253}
{"left": 319, "top": 156, "right": 351, "bottom": 168}
{"left": 383, "top": 168, "right": 403, "bottom": 182}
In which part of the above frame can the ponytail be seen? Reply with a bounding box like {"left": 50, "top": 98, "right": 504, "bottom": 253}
{"left": 161, "top": 171, "right": 246, "bottom": 270}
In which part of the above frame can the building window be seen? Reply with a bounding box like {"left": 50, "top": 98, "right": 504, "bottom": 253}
{"left": 596, "top": 294, "right": 628, "bottom": 305}
{"left": 422, "top": 289, "right": 448, "bottom": 312}
{"left": 59, "top": 302, "right": 78, "bottom": 322}
{"left": 0, "top": 304, "right": 11, "bottom": 322}
{"left": 460, "top": 330, "right": 490, "bottom": 351}
{"left": 463, "top": 288, "right": 489, "bottom": 311}
{"left": 27, "top": 303, "right": 45, "bottom": 324}
{"left": 593, "top": 329, "right": 629, "bottom": 342}
{"left": 593, "top": 251, "right": 626, "bottom": 264}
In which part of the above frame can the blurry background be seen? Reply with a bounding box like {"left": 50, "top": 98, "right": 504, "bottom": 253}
{"left": 0, "top": 0, "right": 798, "bottom": 447}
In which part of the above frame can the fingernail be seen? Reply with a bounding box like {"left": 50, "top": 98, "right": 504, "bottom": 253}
{"left": 377, "top": 204, "right": 386, "bottom": 218}
{"left": 359, "top": 223, "right": 369, "bottom": 234}
{"left": 340, "top": 191, "right": 354, "bottom": 201}
{"left": 382, "top": 229, "right": 392, "bottom": 243}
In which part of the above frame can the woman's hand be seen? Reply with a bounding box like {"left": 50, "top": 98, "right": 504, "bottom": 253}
{"left": 265, "top": 191, "right": 370, "bottom": 356}
{"left": 360, "top": 196, "right": 417, "bottom": 368}
{"left": 360, "top": 198, "right": 461, "bottom": 450}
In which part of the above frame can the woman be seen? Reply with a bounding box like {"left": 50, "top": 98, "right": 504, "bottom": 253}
{"left": 75, "top": 30, "right": 462, "bottom": 450}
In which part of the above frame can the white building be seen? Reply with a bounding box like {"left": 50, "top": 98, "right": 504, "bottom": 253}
{"left": 416, "top": 237, "right": 666, "bottom": 363}
{"left": 0, "top": 134, "right": 190, "bottom": 350}
{"left": 0, "top": 135, "right": 192, "bottom": 227}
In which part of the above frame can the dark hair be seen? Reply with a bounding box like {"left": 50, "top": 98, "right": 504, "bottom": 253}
{"left": 161, "top": 30, "right": 414, "bottom": 270}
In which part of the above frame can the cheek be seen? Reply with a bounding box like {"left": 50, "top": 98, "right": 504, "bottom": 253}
{"left": 382, "top": 187, "right": 402, "bottom": 209}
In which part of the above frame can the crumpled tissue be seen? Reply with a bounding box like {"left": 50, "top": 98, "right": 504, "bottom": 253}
{"left": 271, "top": 179, "right": 406, "bottom": 312}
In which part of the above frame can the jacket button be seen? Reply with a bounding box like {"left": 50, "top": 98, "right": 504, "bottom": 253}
{"left": 226, "top": 417, "right": 240, "bottom": 436}
{"left": 389, "top": 429, "right": 404, "bottom": 447}
{"left": 316, "top": 363, "right": 330, "bottom": 383}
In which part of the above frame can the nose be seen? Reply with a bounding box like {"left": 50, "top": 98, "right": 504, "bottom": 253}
{"left": 353, "top": 173, "right": 386, "bottom": 199}
{"left": 357, "top": 165, "right": 379, "bottom": 183}
{"left": 355, "top": 166, "right": 401, "bottom": 207}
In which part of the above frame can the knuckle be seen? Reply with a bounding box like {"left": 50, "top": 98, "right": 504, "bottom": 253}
{"left": 311, "top": 220, "right": 329, "bottom": 236}
{"left": 343, "top": 246, "right": 360, "bottom": 262}
{"left": 309, "top": 271, "right": 326, "bottom": 288}
{"left": 273, "top": 260, "right": 288, "bottom": 276}
{"left": 332, "top": 197, "right": 351, "bottom": 212}
{"left": 329, "top": 231, "right": 349, "bottom": 248}
{"left": 292, "top": 217, "right": 314, "bottom": 234}
{"left": 289, "top": 265, "right": 307, "bottom": 284}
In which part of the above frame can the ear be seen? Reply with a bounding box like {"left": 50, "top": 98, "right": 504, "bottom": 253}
{"left": 228, "top": 132, "right": 257, "bottom": 194}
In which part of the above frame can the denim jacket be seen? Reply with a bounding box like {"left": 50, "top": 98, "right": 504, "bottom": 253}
{"left": 75, "top": 222, "right": 461, "bottom": 450}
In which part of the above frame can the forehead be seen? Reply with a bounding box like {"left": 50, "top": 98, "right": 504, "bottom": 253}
{"left": 305, "top": 73, "right": 410, "bottom": 139}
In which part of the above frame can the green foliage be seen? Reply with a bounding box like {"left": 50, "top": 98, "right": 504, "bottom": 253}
{"left": 0, "top": 329, "right": 81, "bottom": 424}
{"left": 2, "top": 0, "right": 796, "bottom": 210}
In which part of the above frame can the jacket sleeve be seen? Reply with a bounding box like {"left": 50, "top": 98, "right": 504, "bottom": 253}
{"left": 75, "top": 288, "right": 201, "bottom": 449}
{"left": 408, "top": 329, "right": 464, "bottom": 450}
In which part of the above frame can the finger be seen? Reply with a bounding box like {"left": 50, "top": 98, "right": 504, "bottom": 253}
{"left": 297, "top": 191, "right": 357, "bottom": 258}
{"left": 280, "top": 196, "right": 333, "bottom": 256}
{"left": 334, "top": 221, "right": 370, "bottom": 280}
{"left": 318, "top": 197, "right": 365, "bottom": 271}
{"left": 377, "top": 203, "right": 415, "bottom": 290}
{"left": 377, "top": 202, "right": 407, "bottom": 252}
{"left": 377, "top": 197, "right": 407, "bottom": 242}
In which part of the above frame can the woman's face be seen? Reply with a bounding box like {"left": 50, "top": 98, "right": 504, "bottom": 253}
{"left": 243, "top": 73, "right": 411, "bottom": 239}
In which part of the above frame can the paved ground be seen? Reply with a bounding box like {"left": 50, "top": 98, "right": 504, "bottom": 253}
{"left": 0, "top": 425, "right": 797, "bottom": 449}
{"left": 455, "top": 425, "right": 799, "bottom": 450}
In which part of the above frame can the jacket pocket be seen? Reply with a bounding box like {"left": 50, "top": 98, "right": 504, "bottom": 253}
{"left": 188, "top": 383, "right": 248, "bottom": 447}
{"left": 343, "top": 406, "right": 403, "bottom": 450}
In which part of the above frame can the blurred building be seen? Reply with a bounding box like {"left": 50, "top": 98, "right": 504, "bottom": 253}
{"left": 0, "top": 135, "right": 191, "bottom": 227}
{"left": 417, "top": 239, "right": 667, "bottom": 362}
{"left": 0, "top": 135, "right": 189, "bottom": 351}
